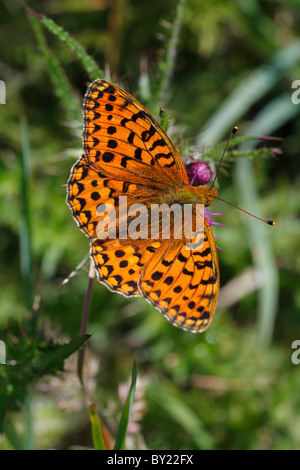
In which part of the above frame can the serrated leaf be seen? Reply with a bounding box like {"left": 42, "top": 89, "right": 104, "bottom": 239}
{"left": 0, "top": 334, "right": 90, "bottom": 429}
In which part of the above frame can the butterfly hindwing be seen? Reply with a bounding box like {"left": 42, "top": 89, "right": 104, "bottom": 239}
{"left": 139, "top": 220, "right": 219, "bottom": 332}
{"left": 91, "top": 238, "right": 162, "bottom": 297}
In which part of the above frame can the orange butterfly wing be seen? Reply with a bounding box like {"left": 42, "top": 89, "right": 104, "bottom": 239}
{"left": 139, "top": 220, "right": 219, "bottom": 332}
{"left": 83, "top": 79, "right": 189, "bottom": 187}
{"left": 67, "top": 154, "right": 160, "bottom": 238}
{"left": 67, "top": 79, "right": 220, "bottom": 332}
{"left": 91, "top": 238, "right": 161, "bottom": 297}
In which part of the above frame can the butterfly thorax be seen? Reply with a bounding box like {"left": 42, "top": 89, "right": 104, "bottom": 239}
{"left": 193, "top": 185, "right": 218, "bottom": 207}
{"left": 156, "top": 184, "right": 218, "bottom": 208}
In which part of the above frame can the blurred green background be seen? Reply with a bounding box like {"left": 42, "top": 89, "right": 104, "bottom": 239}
{"left": 0, "top": 0, "right": 300, "bottom": 450}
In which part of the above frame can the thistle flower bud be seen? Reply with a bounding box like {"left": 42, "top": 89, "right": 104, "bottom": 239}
{"left": 186, "top": 161, "right": 213, "bottom": 186}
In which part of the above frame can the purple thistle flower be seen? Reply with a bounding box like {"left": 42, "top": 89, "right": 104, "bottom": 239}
{"left": 204, "top": 210, "right": 226, "bottom": 250}
{"left": 185, "top": 158, "right": 225, "bottom": 250}
{"left": 186, "top": 161, "right": 213, "bottom": 186}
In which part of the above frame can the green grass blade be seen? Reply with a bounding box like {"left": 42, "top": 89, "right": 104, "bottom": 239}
{"left": 3, "top": 423, "right": 24, "bottom": 450}
{"left": 154, "top": 0, "right": 186, "bottom": 105}
{"left": 196, "top": 135, "right": 276, "bottom": 165}
{"left": 35, "top": 11, "right": 103, "bottom": 81}
{"left": 114, "top": 360, "right": 137, "bottom": 450}
{"left": 20, "top": 116, "right": 33, "bottom": 317}
{"left": 234, "top": 90, "right": 297, "bottom": 346}
{"left": 197, "top": 38, "right": 300, "bottom": 145}
{"left": 27, "top": 9, "right": 78, "bottom": 121}
{"left": 23, "top": 392, "right": 34, "bottom": 450}
{"left": 159, "top": 108, "right": 169, "bottom": 132}
{"left": 19, "top": 116, "right": 34, "bottom": 449}
{"left": 147, "top": 383, "right": 214, "bottom": 449}
{"left": 234, "top": 156, "right": 278, "bottom": 347}
{"left": 233, "top": 99, "right": 287, "bottom": 346}
{"left": 89, "top": 404, "right": 106, "bottom": 450}
{"left": 246, "top": 92, "right": 300, "bottom": 132}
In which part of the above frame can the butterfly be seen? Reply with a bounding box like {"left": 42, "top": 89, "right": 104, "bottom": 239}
{"left": 67, "top": 79, "right": 220, "bottom": 333}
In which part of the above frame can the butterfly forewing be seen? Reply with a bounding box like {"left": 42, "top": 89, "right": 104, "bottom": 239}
{"left": 83, "top": 79, "right": 189, "bottom": 187}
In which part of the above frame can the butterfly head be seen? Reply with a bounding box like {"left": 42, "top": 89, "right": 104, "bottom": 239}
{"left": 194, "top": 185, "right": 218, "bottom": 208}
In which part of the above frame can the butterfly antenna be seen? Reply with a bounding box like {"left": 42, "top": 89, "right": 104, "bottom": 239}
{"left": 210, "top": 127, "right": 275, "bottom": 226}
{"left": 216, "top": 196, "right": 275, "bottom": 226}
{"left": 209, "top": 126, "right": 238, "bottom": 189}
